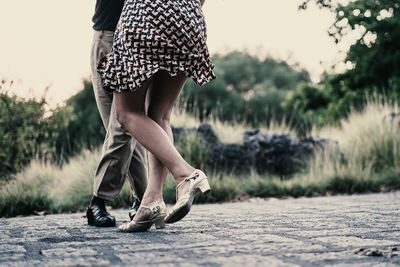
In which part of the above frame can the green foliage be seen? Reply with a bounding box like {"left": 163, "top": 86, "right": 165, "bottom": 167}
{"left": 0, "top": 87, "right": 47, "bottom": 180}
{"left": 182, "top": 51, "right": 310, "bottom": 126}
{"left": 0, "top": 163, "right": 55, "bottom": 217}
{"left": 51, "top": 80, "right": 105, "bottom": 164}
{"left": 316, "top": 97, "right": 400, "bottom": 172}
{"left": 331, "top": 0, "right": 400, "bottom": 91}
{"left": 284, "top": 84, "right": 329, "bottom": 112}
{"left": 175, "top": 132, "right": 209, "bottom": 170}
{"left": 294, "top": 0, "right": 400, "bottom": 127}
{"left": 285, "top": 0, "right": 400, "bottom": 126}
{"left": 0, "top": 80, "right": 104, "bottom": 180}
{"left": 0, "top": 188, "right": 53, "bottom": 218}
{"left": 282, "top": 83, "right": 330, "bottom": 127}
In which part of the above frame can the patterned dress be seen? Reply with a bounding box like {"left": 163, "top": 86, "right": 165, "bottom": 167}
{"left": 98, "top": 0, "right": 216, "bottom": 92}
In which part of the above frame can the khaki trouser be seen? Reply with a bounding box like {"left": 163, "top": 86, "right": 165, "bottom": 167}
{"left": 90, "top": 30, "right": 148, "bottom": 201}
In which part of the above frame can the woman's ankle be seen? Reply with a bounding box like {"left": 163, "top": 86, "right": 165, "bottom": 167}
{"left": 141, "top": 193, "right": 164, "bottom": 206}
{"left": 174, "top": 166, "right": 196, "bottom": 184}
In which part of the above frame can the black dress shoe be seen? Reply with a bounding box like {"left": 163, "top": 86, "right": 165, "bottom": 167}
{"left": 128, "top": 198, "right": 141, "bottom": 221}
{"left": 87, "top": 199, "right": 116, "bottom": 227}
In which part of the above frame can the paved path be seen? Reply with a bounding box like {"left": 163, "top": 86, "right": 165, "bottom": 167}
{"left": 1, "top": 193, "right": 400, "bottom": 266}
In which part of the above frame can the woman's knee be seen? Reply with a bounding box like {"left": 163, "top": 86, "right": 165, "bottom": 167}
{"left": 113, "top": 86, "right": 148, "bottom": 127}
{"left": 115, "top": 103, "right": 146, "bottom": 128}
{"left": 115, "top": 105, "right": 141, "bottom": 128}
{"left": 115, "top": 107, "right": 129, "bottom": 127}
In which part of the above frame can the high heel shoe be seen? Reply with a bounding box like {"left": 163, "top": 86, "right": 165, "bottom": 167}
{"left": 118, "top": 201, "right": 167, "bottom": 232}
{"left": 164, "top": 169, "right": 211, "bottom": 224}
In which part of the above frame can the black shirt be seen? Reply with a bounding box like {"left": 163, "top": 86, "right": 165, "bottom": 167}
{"left": 92, "top": 0, "right": 125, "bottom": 31}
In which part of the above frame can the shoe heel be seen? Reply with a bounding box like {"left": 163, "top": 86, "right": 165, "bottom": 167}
{"left": 198, "top": 179, "right": 211, "bottom": 195}
{"left": 154, "top": 216, "right": 166, "bottom": 229}
{"left": 87, "top": 215, "right": 94, "bottom": 226}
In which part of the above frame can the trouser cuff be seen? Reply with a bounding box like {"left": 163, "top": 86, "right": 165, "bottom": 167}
{"left": 94, "top": 192, "right": 116, "bottom": 202}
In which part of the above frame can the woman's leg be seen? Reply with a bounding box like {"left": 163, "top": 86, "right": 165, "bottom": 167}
{"left": 113, "top": 73, "right": 195, "bottom": 208}
{"left": 144, "top": 71, "right": 191, "bottom": 204}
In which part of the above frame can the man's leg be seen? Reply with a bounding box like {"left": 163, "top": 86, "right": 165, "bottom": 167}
{"left": 88, "top": 30, "right": 148, "bottom": 226}
{"left": 127, "top": 142, "right": 148, "bottom": 220}
{"left": 90, "top": 30, "right": 113, "bottom": 129}
{"left": 127, "top": 143, "right": 148, "bottom": 201}
{"left": 94, "top": 101, "right": 148, "bottom": 202}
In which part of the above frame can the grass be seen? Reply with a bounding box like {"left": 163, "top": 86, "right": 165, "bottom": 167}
{"left": 314, "top": 98, "right": 400, "bottom": 172}
{"left": 175, "top": 131, "right": 209, "bottom": 170}
{"left": 171, "top": 103, "right": 297, "bottom": 145}
{"left": 0, "top": 150, "right": 135, "bottom": 217}
{"left": 1, "top": 97, "right": 400, "bottom": 217}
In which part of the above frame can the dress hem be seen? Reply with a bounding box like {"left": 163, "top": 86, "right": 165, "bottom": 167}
{"left": 99, "top": 65, "right": 216, "bottom": 93}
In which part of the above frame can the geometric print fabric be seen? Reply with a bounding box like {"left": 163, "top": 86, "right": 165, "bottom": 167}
{"left": 98, "top": 0, "right": 216, "bottom": 92}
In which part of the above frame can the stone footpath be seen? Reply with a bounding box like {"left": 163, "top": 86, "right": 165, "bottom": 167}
{"left": 1, "top": 193, "right": 400, "bottom": 266}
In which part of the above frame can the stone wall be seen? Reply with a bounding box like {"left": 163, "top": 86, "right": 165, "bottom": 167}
{"left": 172, "top": 124, "right": 336, "bottom": 178}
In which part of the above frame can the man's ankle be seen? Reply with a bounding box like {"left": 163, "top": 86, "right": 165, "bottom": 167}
{"left": 89, "top": 195, "right": 105, "bottom": 208}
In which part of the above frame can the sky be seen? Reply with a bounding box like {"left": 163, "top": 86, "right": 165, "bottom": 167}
{"left": 0, "top": 0, "right": 347, "bottom": 107}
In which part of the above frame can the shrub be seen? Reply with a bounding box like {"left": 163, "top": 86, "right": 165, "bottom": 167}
{"left": 0, "top": 91, "right": 47, "bottom": 181}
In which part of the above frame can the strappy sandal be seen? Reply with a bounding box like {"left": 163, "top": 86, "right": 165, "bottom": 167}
{"left": 118, "top": 201, "right": 167, "bottom": 232}
{"left": 164, "top": 169, "right": 211, "bottom": 224}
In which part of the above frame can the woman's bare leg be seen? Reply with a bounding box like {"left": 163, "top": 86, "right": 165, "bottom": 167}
{"left": 144, "top": 71, "right": 192, "bottom": 204}
{"left": 113, "top": 73, "right": 195, "bottom": 212}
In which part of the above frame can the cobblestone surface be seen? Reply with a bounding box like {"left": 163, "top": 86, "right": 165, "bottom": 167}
{"left": 1, "top": 192, "right": 400, "bottom": 266}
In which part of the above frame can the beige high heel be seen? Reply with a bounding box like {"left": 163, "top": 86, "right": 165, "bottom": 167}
{"left": 118, "top": 202, "right": 166, "bottom": 232}
{"left": 164, "top": 169, "right": 211, "bottom": 224}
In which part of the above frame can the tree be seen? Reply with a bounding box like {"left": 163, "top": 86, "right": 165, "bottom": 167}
{"left": 0, "top": 81, "right": 48, "bottom": 179}
{"left": 181, "top": 51, "right": 310, "bottom": 125}
{"left": 289, "top": 0, "right": 400, "bottom": 127}
{"left": 303, "top": 0, "right": 400, "bottom": 93}
{"left": 51, "top": 80, "right": 105, "bottom": 163}
{"left": 0, "top": 79, "right": 104, "bottom": 180}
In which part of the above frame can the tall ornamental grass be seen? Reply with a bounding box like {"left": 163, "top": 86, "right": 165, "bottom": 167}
{"left": 315, "top": 98, "right": 400, "bottom": 172}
